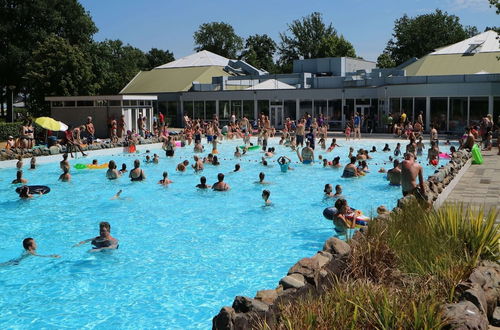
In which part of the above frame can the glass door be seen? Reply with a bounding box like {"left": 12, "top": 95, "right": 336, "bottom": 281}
{"left": 270, "top": 105, "right": 284, "bottom": 128}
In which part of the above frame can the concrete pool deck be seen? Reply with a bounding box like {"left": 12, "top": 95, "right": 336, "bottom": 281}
{"left": 443, "top": 149, "right": 500, "bottom": 222}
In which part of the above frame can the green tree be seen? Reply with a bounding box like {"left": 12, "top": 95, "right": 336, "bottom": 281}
{"left": 489, "top": 0, "right": 500, "bottom": 14}
{"left": 90, "top": 40, "right": 148, "bottom": 95}
{"left": 193, "top": 22, "right": 243, "bottom": 58}
{"left": 25, "top": 35, "right": 96, "bottom": 116}
{"left": 376, "top": 52, "right": 396, "bottom": 68}
{"left": 278, "top": 12, "right": 356, "bottom": 73}
{"left": 240, "top": 34, "right": 277, "bottom": 72}
{"left": 144, "top": 48, "right": 175, "bottom": 70}
{"left": 0, "top": 0, "right": 97, "bottom": 119}
{"left": 383, "top": 9, "right": 478, "bottom": 66}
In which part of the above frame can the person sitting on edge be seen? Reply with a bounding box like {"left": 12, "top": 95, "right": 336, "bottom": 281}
{"left": 296, "top": 141, "right": 314, "bottom": 164}
{"left": 12, "top": 170, "right": 28, "bottom": 184}
{"left": 196, "top": 176, "right": 211, "bottom": 189}
{"left": 119, "top": 163, "right": 127, "bottom": 174}
{"left": 106, "top": 160, "right": 120, "bottom": 180}
{"left": 59, "top": 166, "right": 71, "bottom": 182}
{"left": 192, "top": 155, "right": 204, "bottom": 172}
{"left": 277, "top": 156, "right": 292, "bottom": 172}
{"left": 460, "top": 127, "right": 475, "bottom": 150}
{"left": 262, "top": 189, "right": 272, "bottom": 206}
{"left": 333, "top": 185, "right": 344, "bottom": 199}
{"left": 324, "top": 184, "right": 335, "bottom": 198}
{"left": 401, "top": 152, "right": 426, "bottom": 199}
{"left": 387, "top": 159, "right": 402, "bottom": 186}
{"left": 158, "top": 171, "right": 173, "bottom": 186}
{"left": 129, "top": 159, "right": 146, "bottom": 181}
{"left": 73, "top": 222, "right": 119, "bottom": 252}
{"left": 255, "top": 172, "right": 270, "bottom": 185}
{"left": 212, "top": 173, "right": 230, "bottom": 191}
{"left": 342, "top": 157, "right": 359, "bottom": 178}
{"left": 233, "top": 164, "right": 241, "bottom": 172}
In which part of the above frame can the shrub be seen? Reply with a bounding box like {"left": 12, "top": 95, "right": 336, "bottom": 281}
{"left": 0, "top": 122, "right": 22, "bottom": 141}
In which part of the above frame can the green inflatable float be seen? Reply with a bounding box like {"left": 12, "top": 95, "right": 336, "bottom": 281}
{"left": 239, "top": 145, "right": 260, "bottom": 151}
{"left": 74, "top": 163, "right": 87, "bottom": 170}
{"left": 471, "top": 144, "right": 483, "bottom": 164}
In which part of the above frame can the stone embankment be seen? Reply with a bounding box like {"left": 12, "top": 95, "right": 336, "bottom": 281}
{"left": 213, "top": 149, "right": 499, "bottom": 329}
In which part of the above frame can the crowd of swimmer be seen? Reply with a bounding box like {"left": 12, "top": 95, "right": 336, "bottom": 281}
{"left": 8, "top": 111, "right": 479, "bottom": 260}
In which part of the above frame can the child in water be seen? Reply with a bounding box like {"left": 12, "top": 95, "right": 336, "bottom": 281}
{"left": 262, "top": 189, "right": 272, "bottom": 206}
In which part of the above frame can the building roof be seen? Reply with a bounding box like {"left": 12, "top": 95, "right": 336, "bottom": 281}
{"left": 155, "top": 50, "right": 230, "bottom": 69}
{"left": 120, "top": 66, "right": 231, "bottom": 94}
{"left": 431, "top": 30, "right": 499, "bottom": 55}
{"left": 245, "top": 79, "right": 296, "bottom": 90}
{"left": 402, "top": 30, "right": 500, "bottom": 76}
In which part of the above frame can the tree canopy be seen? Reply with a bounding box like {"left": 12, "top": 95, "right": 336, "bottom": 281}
{"left": 240, "top": 34, "right": 277, "bottom": 72}
{"left": 489, "top": 0, "right": 500, "bottom": 14}
{"left": 193, "top": 22, "right": 243, "bottom": 58}
{"left": 382, "top": 9, "right": 478, "bottom": 66}
{"left": 277, "top": 12, "right": 356, "bottom": 73}
{"left": 145, "top": 48, "right": 175, "bottom": 70}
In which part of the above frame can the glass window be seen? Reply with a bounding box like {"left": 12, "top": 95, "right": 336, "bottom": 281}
{"left": 494, "top": 97, "right": 500, "bottom": 127}
{"left": 183, "top": 101, "right": 194, "bottom": 119}
{"left": 96, "top": 99, "right": 108, "bottom": 107}
{"left": 469, "top": 97, "right": 488, "bottom": 126}
{"left": 299, "top": 100, "right": 312, "bottom": 119}
{"left": 51, "top": 101, "right": 63, "bottom": 107}
{"left": 77, "top": 100, "right": 94, "bottom": 107}
{"left": 328, "top": 100, "right": 342, "bottom": 121}
{"left": 284, "top": 100, "right": 296, "bottom": 120}
{"left": 194, "top": 101, "right": 204, "bottom": 120}
{"left": 63, "top": 100, "right": 75, "bottom": 107}
{"left": 450, "top": 98, "right": 467, "bottom": 132}
{"left": 389, "top": 98, "right": 400, "bottom": 116}
{"left": 109, "top": 100, "right": 121, "bottom": 107}
{"left": 430, "top": 98, "right": 447, "bottom": 131}
{"left": 356, "top": 98, "right": 370, "bottom": 105}
{"left": 123, "top": 100, "right": 131, "bottom": 106}
{"left": 206, "top": 101, "right": 216, "bottom": 121}
{"left": 401, "top": 98, "right": 413, "bottom": 121}
{"left": 243, "top": 100, "right": 254, "bottom": 120}
{"left": 219, "top": 101, "right": 230, "bottom": 119}
{"left": 166, "top": 101, "right": 178, "bottom": 126}
{"left": 130, "top": 100, "right": 138, "bottom": 106}
{"left": 231, "top": 100, "right": 242, "bottom": 119}
{"left": 314, "top": 100, "right": 327, "bottom": 119}
{"left": 257, "top": 100, "right": 269, "bottom": 118}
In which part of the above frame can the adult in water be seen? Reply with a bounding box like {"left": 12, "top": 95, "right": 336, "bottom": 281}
{"left": 106, "top": 160, "right": 121, "bottom": 180}
{"left": 129, "top": 159, "right": 146, "bottom": 181}
{"left": 12, "top": 170, "right": 28, "bottom": 184}
{"left": 323, "top": 184, "right": 334, "bottom": 198}
{"left": 73, "top": 221, "right": 119, "bottom": 252}
{"left": 277, "top": 156, "right": 292, "bottom": 173}
{"left": 296, "top": 141, "right": 314, "bottom": 164}
{"left": 255, "top": 172, "right": 270, "bottom": 185}
{"left": 386, "top": 159, "right": 402, "bottom": 185}
{"left": 401, "top": 152, "right": 426, "bottom": 199}
{"left": 212, "top": 173, "right": 230, "bottom": 191}
{"left": 1, "top": 238, "right": 60, "bottom": 266}
{"left": 262, "top": 189, "right": 272, "bottom": 206}
{"left": 59, "top": 166, "right": 71, "bottom": 182}
{"left": 192, "top": 155, "right": 204, "bottom": 172}
{"left": 196, "top": 176, "right": 211, "bottom": 189}
{"left": 158, "top": 171, "right": 173, "bottom": 186}
{"left": 342, "top": 157, "right": 359, "bottom": 178}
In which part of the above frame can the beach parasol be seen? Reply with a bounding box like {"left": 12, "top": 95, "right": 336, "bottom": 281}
{"left": 34, "top": 117, "right": 68, "bottom": 131}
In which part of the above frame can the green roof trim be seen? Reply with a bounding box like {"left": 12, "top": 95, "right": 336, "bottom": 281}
{"left": 403, "top": 53, "right": 500, "bottom": 76}
{"left": 120, "top": 66, "right": 232, "bottom": 94}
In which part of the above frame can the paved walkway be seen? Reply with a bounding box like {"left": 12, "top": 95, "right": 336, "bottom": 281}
{"left": 445, "top": 149, "right": 500, "bottom": 222}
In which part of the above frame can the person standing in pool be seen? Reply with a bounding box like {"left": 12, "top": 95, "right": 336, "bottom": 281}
{"left": 59, "top": 166, "right": 71, "bottom": 182}
{"left": 192, "top": 155, "right": 204, "bottom": 172}
{"left": 196, "top": 176, "right": 211, "bottom": 189}
{"left": 73, "top": 222, "right": 119, "bottom": 252}
{"left": 296, "top": 119, "right": 305, "bottom": 147}
{"left": 305, "top": 128, "right": 315, "bottom": 149}
{"left": 387, "top": 159, "right": 402, "bottom": 185}
{"left": 164, "top": 136, "right": 175, "bottom": 157}
{"left": 277, "top": 156, "right": 292, "bottom": 172}
{"left": 262, "top": 189, "right": 272, "bottom": 206}
{"left": 106, "top": 160, "right": 121, "bottom": 180}
{"left": 342, "top": 157, "right": 359, "bottom": 178}
{"left": 158, "top": 171, "right": 173, "bottom": 186}
{"left": 212, "top": 173, "right": 230, "bottom": 191}
{"left": 296, "top": 141, "right": 314, "bottom": 164}
{"left": 401, "top": 152, "right": 426, "bottom": 199}
{"left": 129, "top": 159, "right": 146, "bottom": 181}
{"left": 12, "top": 170, "right": 28, "bottom": 184}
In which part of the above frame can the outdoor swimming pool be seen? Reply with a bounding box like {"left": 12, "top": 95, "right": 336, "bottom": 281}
{"left": 0, "top": 137, "right": 441, "bottom": 328}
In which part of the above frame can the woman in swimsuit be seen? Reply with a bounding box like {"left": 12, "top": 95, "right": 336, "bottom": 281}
{"left": 129, "top": 159, "right": 146, "bottom": 181}
{"left": 73, "top": 222, "right": 119, "bottom": 252}
{"left": 106, "top": 160, "right": 121, "bottom": 180}
{"left": 333, "top": 198, "right": 360, "bottom": 233}
{"left": 342, "top": 157, "right": 359, "bottom": 178}
{"left": 164, "top": 136, "right": 175, "bottom": 157}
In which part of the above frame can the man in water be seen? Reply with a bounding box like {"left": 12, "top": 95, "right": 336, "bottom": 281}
{"left": 212, "top": 173, "right": 230, "bottom": 191}
{"left": 73, "top": 222, "right": 119, "bottom": 252}
{"left": 192, "top": 155, "right": 204, "bottom": 172}
{"left": 333, "top": 185, "right": 344, "bottom": 199}
{"left": 401, "top": 152, "right": 426, "bottom": 198}
{"left": 196, "top": 176, "right": 211, "bottom": 189}
{"left": 262, "top": 189, "right": 272, "bottom": 206}
{"left": 296, "top": 141, "right": 314, "bottom": 164}
{"left": 296, "top": 119, "right": 305, "bottom": 147}
{"left": 387, "top": 159, "right": 402, "bottom": 185}
{"left": 1, "top": 238, "right": 60, "bottom": 266}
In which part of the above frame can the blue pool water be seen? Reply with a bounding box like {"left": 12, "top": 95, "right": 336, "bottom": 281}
{"left": 0, "top": 137, "right": 441, "bottom": 328}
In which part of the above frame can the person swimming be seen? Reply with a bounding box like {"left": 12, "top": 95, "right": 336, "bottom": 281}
{"left": 233, "top": 164, "right": 241, "bottom": 172}
{"left": 73, "top": 222, "right": 119, "bottom": 252}
{"left": 1, "top": 238, "right": 60, "bottom": 266}
{"left": 129, "top": 159, "right": 146, "bottom": 181}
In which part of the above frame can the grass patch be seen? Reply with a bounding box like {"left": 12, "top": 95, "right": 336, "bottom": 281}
{"left": 265, "top": 201, "right": 499, "bottom": 329}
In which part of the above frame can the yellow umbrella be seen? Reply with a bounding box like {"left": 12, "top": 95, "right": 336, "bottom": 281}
{"left": 34, "top": 117, "right": 68, "bottom": 131}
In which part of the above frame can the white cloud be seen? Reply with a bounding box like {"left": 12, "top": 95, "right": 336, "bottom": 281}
{"left": 448, "top": 0, "right": 491, "bottom": 11}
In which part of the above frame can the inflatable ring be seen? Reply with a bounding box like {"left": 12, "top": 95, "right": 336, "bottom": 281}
{"left": 86, "top": 163, "right": 108, "bottom": 169}
{"left": 239, "top": 145, "right": 260, "bottom": 150}
{"left": 16, "top": 185, "right": 50, "bottom": 195}
{"left": 323, "top": 207, "right": 369, "bottom": 226}
{"left": 439, "top": 153, "right": 451, "bottom": 159}
{"left": 74, "top": 163, "right": 87, "bottom": 170}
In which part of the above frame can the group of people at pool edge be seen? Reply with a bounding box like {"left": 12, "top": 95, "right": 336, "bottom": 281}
{"left": 5, "top": 111, "right": 498, "bottom": 262}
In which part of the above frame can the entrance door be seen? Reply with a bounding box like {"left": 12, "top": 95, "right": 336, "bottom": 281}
{"left": 356, "top": 105, "right": 373, "bottom": 132}
{"left": 270, "top": 105, "right": 284, "bottom": 129}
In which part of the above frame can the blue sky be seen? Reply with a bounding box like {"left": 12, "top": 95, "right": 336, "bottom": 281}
{"left": 80, "top": 0, "right": 499, "bottom": 62}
